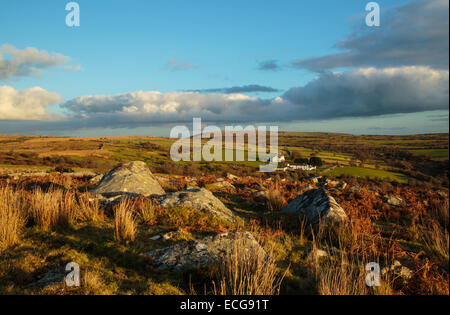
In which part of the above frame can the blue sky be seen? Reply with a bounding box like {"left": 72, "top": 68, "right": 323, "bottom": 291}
{"left": 0, "top": 0, "right": 448, "bottom": 136}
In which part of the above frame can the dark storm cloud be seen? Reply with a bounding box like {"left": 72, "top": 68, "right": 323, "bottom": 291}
{"left": 282, "top": 67, "right": 449, "bottom": 119}
{"left": 292, "top": 0, "right": 449, "bottom": 72}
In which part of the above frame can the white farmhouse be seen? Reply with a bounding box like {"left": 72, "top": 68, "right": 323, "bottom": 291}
{"left": 270, "top": 154, "right": 286, "bottom": 164}
{"left": 287, "top": 164, "right": 317, "bottom": 171}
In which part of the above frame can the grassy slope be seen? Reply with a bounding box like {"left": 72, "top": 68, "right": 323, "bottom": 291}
{"left": 0, "top": 132, "right": 448, "bottom": 182}
{"left": 324, "top": 167, "right": 408, "bottom": 183}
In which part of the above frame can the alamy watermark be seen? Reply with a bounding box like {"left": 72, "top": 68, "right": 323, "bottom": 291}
{"left": 365, "top": 262, "right": 381, "bottom": 287}
{"left": 170, "top": 118, "right": 279, "bottom": 173}
{"left": 64, "top": 3, "right": 379, "bottom": 29}
{"left": 366, "top": 2, "right": 380, "bottom": 27}
{"left": 65, "top": 262, "right": 80, "bottom": 287}
{"left": 66, "top": 2, "right": 80, "bottom": 27}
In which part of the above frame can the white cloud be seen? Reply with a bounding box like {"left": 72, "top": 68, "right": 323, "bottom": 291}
{"left": 0, "top": 85, "right": 62, "bottom": 120}
{"left": 166, "top": 59, "right": 198, "bottom": 71}
{"left": 0, "top": 44, "right": 80, "bottom": 80}
{"left": 62, "top": 91, "right": 278, "bottom": 123}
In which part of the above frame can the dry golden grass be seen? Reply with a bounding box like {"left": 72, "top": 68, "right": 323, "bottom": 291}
{"left": 0, "top": 169, "right": 448, "bottom": 295}
{"left": 317, "top": 254, "right": 366, "bottom": 295}
{"left": 422, "top": 222, "right": 449, "bottom": 262}
{"left": 29, "top": 189, "right": 76, "bottom": 231}
{"left": 316, "top": 253, "right": 393, "bottom": 295}
{"left": 213, "top": 237, "right": 285, "bottom": 295}
{"left": 114, "top": 199, "right": 137, "bottom": 243}
{"left": 266, "top": 186, "right": 286, "bottom": 212}
{"left": 0, "top": 186, "right": 27, "bottom": 250}
{"left": 81, "top": 269, "right": 109, "bottom": 294}
{"left": 134, "top": 197, "right": 157, "bottom": 224}
{"left": 430, "top": 199, "right": 449, "bottom": 230}
{"left": 310, "top": 215, "right": 394, "bottom": 295}
{"left": 77, "top": 193, "right": 101, "bottom": 222}
{"left": 3, "top": 186, "right": 101, "bottom": 233}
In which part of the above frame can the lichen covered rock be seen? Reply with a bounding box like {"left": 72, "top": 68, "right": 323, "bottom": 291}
{"left": 91, "top": 161, "right": 165, "bottom": 197}
{"left": 158, "top": 188, "right": 235, "bottom": 222}
{"left": 143, "top": 231, "right": 267, "bottom": 271}
{"left": 282, "top": 189, "right": 348, "bottom": 225}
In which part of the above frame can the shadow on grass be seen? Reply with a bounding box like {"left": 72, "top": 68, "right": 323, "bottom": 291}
{"left": 16, "top": 224, "right": 193, "bottom": 294}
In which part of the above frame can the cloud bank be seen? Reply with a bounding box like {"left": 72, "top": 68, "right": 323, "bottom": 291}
{"left": 61, "top": 91, "right": 279, "bottom": 125}
{"left": 53, "top": 66, "right": 447, "bottom": 126}
{"left": 1, "top": 65, "right": 447, "bottom": 126}
{"left": 0, "top": 45, "right": 80, "bottom": 81}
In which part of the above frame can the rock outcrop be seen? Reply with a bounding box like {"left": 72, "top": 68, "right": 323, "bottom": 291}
{"left": 63, "top": 171, "right": 97, "bottom": 178}
{"left": 91, "top": 161, "right": 165, "bottom": 197}
{"left": 143, "top": 232, "right": 267, "bottom": 271}
{"left": 158, "top": 188, "right": 235, "bottom": 222}
{"left": 24, "top": 267, "right": 66, "bottom": 289}
{"left": 281, "top": 189, "right": 348, "bottom": 225}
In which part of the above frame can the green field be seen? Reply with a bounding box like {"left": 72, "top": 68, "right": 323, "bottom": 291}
{"left": 0, "top": 133, "right": 447, "bottom": 183}
{"left": 324, "top": 166, "right": 408, "bottom": 183}
{"left": 409, "top": 149, "right": 449, "bottom": 160}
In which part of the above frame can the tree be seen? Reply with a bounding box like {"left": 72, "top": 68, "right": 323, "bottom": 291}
{"left": 294, "top": 158, "right": 310, "bottom": 165}
{"left": 309, "top": 157, "right": 323, "bottom": 167}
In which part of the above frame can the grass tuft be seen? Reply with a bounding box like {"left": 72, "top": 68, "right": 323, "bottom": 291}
{"left": 114, "top": 199, "right": 137, "bottom": 243}
{"left": 213, "top": 236, "right": 285, "bottom": 295}
{"left": 0, "top": 186, "right": 27, "bottom": 250}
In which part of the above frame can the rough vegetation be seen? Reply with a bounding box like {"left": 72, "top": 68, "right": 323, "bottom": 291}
{"left": 0, "top": 134, "right": 448, "bottom": 295}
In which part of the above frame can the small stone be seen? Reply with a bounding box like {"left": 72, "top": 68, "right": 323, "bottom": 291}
{"left": 349, "top": 186, "right": 362, "bottom": 193}
{"left": 437, "top": 191, "right": 448, "bottom": 198}
{"left": 226, "top": 173, "right": 238, "bottom": 180}
{"left": 252, "top": 191, "right": 268, "bottom": 202}
{"left": 381, "top": 260, "right": 413, "bottom": 281}
{"left": 206, "top": 181, "right": 236, "bottom": 192}
{"left": 89, "top": 174, "right": 103, "bottom": 184}
{"left": 384, "top": 196, "right": 405, "bottom": 207}
{"left": 307, "top": 248, "right": 329, "bottom": 262}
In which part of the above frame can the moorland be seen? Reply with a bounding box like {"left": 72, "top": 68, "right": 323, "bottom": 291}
{"left": 0, "top": 132, "right": 448, "bottom": 295}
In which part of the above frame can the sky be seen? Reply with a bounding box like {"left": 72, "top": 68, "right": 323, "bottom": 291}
{"left": 0, "top": 0, "right": 448, "bottom": 136}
